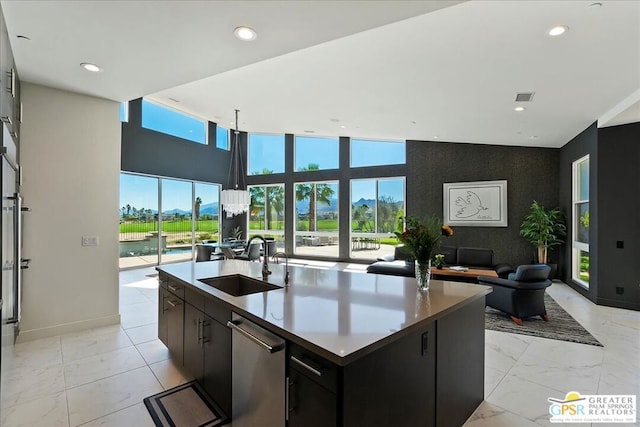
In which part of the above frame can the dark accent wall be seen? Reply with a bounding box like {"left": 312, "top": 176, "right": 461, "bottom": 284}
{"left": 559, "top": 123, "right": 599, "bottom": 302}
{"left": 596, "top": 122, "right": 640, "bottom": 310}
{"left": 407, "top": 140, "right": 560, "bottom": 269}
{"left": 121, "top": 99, "right": 230, "bottom": 184}
{"left": 559, "top": 121, "right": 640, "bottom": 311}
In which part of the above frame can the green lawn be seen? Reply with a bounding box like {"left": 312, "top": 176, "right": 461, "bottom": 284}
{"left": 120, "top": 220, "right": 219, "bottom": 233}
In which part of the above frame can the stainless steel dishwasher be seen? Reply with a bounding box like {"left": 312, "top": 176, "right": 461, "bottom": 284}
{"left": 227, "top": 313, "right": 286, "bottom": 427}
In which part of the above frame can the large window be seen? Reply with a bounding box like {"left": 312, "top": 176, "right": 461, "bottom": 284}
{"left": 120, "top": 102, "right": 128, "bottom": 122}
{"left": 350, "top": 139, "right": 406, "bottom": 167}
{"left": 249, "top": 134, "right": 285, "bottom": 174}
{"left": 572, "top": 155, "right": 590, "bottom": 287}
{"left": 141, "top": 98, "right": 207, "bottom": 144}
{"left": 216, "top": 125, "right": 229, "bottom": 150}
{"left": 119, "top": 173, "right": 220, "bottom": 268}
{"left": 248, "top": 184, "right": 285, "bottom": 243}
{"left": 294, "top": 181, "right": 339, "bottom": 257}
{"left": 350, "top": 178, "right": 405, "bottom": 259}
{"left": 295, "top": 136, "right": 339, "bottom": 171}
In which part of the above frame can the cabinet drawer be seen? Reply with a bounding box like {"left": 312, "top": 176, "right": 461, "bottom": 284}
{"left": 289, "top": 343, "right": 338, "bottom": 394}
{"left": 204, "top": 298, "right": 231, "bottom": 326}
{"left": 185, "top": 287, "right": 205, "bottom": 312}
{"left": 165, "top": 279, "right": 185, "bottom": 299}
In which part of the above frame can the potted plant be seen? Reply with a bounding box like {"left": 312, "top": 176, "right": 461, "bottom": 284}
{"left": 395, "top": 216, "right": 453, "bottom": 290}
{"left": 520, "top": 201, "right": 566, "bottom": 270}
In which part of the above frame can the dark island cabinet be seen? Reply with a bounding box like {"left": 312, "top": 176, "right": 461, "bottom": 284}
{"left": 161, "top": 278, "right": 232, "bottom": 418}
{"left": 202, "top": 314, "right": 232, "bottom": 416}
{"left": 287, "top": 321, "right": 436, "bottom": 427}
{"left": 158, "top": 286, "right": 183, "bottom": 366}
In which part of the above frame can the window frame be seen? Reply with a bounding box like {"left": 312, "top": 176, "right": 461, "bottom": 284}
{"left": 247, "top": 183, "right": 286, "bottom": 238}
{"left": 349, "top": 177, "right": 405, "bottom": 259}
{"left": 248, "top": 133, "right": 286, "bottom": 175}
{"left": 294, "top": 135, "right": 340, "bottom": 172}
{"left": 141, "top": 98, "right": 208, "bottom": 145}
{"left": 350, "top": 138, "right": 406, "bottom": 168}
{"left": 571, "top": 155, "right": 590, "bottom": 288}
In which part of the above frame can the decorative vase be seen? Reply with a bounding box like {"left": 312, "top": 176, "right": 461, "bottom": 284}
{"left": 415, "top": 260, "right": 431, "bottom": 290}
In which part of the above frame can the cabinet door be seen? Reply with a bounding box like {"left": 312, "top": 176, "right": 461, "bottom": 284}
{"left": 183, "top": 303, "right": 204, "bottom": 382}
{"left": 203, "top": 315, "right": 231, "bottom": 417}
{"left": 165, "top": 293, "right": 184, "bottom": 366}
{"left": 158, "top": 288, "right": 168, "bottom": 346}
{"left": 288, "top": 367, "right": 337, "bottom": 427}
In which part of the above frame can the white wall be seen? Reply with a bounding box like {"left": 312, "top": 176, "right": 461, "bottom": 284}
{"left": 18, "top": 83, "right": 121, "bottom": 341}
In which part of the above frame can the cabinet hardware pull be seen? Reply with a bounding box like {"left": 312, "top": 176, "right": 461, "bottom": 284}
{"left": 197, "top": 318, "right": 202, "bottom": 344}
{"left": 227, "top": 320, "right": 284, "bottom": 353}
{"left": 285, "top": 376, "right": 291, "bottom": 421}
{"left": 166, "top": 299, "right": 179, "bottom": 308}
{"left": 167, "top": 284, "right": 179, "bottom": 292}
{"left": 201, "top": 320, "right": 209, "bottom": 346}
{"left": 290, "top": 356, "right": 322, "bottom": 377}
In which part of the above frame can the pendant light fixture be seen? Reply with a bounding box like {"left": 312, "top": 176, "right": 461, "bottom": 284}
{"left": 220, "top": 109, "right": 250, "bottom": 217}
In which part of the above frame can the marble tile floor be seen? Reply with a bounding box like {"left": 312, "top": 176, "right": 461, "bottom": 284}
{"left": 1, "top": 261, "right": 638, "bottom": 426}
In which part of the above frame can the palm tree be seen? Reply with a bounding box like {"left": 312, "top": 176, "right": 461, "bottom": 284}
{"left": 250, "top": 186, "right": 266, "bottom": 229}
{"left": 267, "top": 186, "right": 285, "bottom": 230}
{"left": 194, "top": 197, "right": 202, "bottom": 221}
{"left": 126, "top": 204, "right": 131, "bottom": 216}
{"left": 295, "top": 164, "right": 335, "bottom": 231}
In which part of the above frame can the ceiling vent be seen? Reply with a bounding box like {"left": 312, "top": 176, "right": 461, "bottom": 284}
{"left": 515, "top": 92, "right": 535, "bottom": 102}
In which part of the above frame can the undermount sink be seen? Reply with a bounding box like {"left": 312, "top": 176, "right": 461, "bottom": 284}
{"left": 198, "top": 275, "right": 281, "bottom": 297}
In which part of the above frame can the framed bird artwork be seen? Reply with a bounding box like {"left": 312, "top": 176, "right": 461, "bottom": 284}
{"left": 443, "top": 180, "right": 508, "bottom": 227}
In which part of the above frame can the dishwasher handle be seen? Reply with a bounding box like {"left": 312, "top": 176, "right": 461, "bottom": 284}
{"left": 227, "top": 319, "right": 284, "bottom": 354}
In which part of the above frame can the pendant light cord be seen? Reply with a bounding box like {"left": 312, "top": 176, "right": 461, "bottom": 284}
{"left": 227, "top": 109, "right": 246, "bottom": 191}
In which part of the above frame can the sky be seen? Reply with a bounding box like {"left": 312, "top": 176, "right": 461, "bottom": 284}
{"left": 119, "top": 174, "right": 220, "bottom": 213}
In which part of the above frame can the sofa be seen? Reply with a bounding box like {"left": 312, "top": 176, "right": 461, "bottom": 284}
{"left": 366, "top": 245, "right": 513, "bottom": 278}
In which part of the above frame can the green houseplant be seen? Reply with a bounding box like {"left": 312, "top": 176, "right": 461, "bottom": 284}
{"left": 520, "top": 201, "right": 566, "bottom": 265}
{"left": 395, "top": 216, "right": 453, "bottom": 289}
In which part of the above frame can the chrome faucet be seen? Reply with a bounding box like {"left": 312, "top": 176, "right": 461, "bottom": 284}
{"left": 273, "top": 252, "right": 290, "bottom": 286}
{"left": 247, "top": 235, "right": 271, "bottom": 281}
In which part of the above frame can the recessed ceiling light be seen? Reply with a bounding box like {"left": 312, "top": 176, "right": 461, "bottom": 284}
{"left": 548, "top": 25, "right": 569, "bottom": 37}
{"left": 514, "top": 106, "right": 526, "bottom": 112}
{"left": 234, "top": 26, "right": 257, "bottom": 41}
{"left": 17, "top": 35, "right": 31, "bottom": 40}
{"left": 433, "top": 136, "right": 439, "bottom": 139}
{"left": 303, "top": 130, "right": 315, "bottom": 134}
{"left": 340, "top": 125, "right": 346, "bottom": 129}
{"left": 80, "top": 62, "right": 102, "bottom": 72}
{"left": 529, "top": 135, "right": 540, "bottom": 140}
{"left": 589, "top": 2, "right": 602, "bottom": 8}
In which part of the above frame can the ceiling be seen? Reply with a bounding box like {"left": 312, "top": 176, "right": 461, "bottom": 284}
{"left": 3, "top": 0, "right": 639, "bottom": 148}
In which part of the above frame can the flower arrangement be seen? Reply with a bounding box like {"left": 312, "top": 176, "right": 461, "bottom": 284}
{"left": 395, "top": 216, "right": 452, "bottom": 264}
{"left": 433, "top": 254, "right": 446, "bottom": 268}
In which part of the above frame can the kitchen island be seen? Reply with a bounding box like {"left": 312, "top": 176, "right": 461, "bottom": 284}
{"left": 156, "top": 260, "right": 491, "bottom": 427}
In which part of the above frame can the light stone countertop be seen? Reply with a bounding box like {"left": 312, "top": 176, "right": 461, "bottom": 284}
{"left": 157, "top": 259, "right": 491, "bottom": 366}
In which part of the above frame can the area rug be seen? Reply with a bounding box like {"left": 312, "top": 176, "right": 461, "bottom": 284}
{"left": 485, "top": 293, "right": 603, "bottom": 347}
{"left": 144, "top": 381, "right": 227, "bottom": 427}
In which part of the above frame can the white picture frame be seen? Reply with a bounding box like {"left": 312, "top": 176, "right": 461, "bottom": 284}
{"left": 443, "top": 180, "right": 508, "bottom": 227}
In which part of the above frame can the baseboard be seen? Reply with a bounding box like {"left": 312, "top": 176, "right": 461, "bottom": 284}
{"left": 16, "top": 314, "right": 121, "bottom": 343}
{"left": 595, "top": 297, "right": 640, "bottom": 312}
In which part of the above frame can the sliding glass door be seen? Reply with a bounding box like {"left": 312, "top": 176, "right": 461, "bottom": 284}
{"left": 119, "top": 174, "right": 159, "bottom": 268}
{"left": 119, "top": 173, "right": 221, "bottom": 269}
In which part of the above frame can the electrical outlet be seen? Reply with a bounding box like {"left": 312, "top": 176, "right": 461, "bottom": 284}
{"left": 615, "top": 286, "right": 624, "bottom": 295}
{"left": 616, "top": 240, "right": 624, "bottom": 249}
{"left": 82, "top": 236, "right": 99, "bottom": 246}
